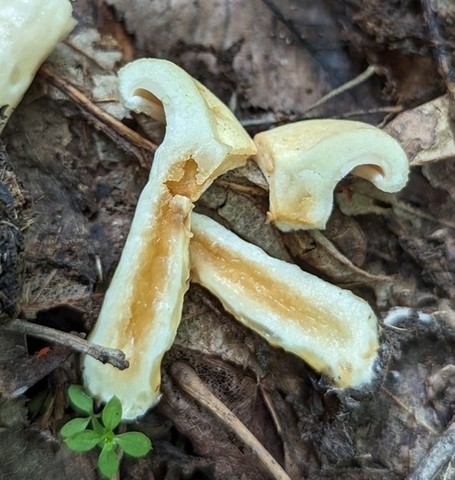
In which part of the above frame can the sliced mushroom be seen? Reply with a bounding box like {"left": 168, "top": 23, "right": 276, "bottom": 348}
{"left": 0, "top": 0, "right": 76, "bottom": 133}
{"left": 82, "top": 59, "right": 256, "bottom": 420}
{"left": 190, "top": 212, "right": 379, "bottom": 389}
{"left": 253, "top": 119, "right": 409, "bottom": 231}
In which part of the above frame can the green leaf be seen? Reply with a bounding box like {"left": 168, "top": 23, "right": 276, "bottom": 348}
{"left": 60, "top": 417, "right": 91, "bottom": 438}
{"left": 98, "top": 444, "right": 120, "bottom": 478}
{"left": 116, "top": 432, "right": 152, "bottom": 457}
{"left": 68, "top": 385, "right": 94, "bottom": 415}
{"left": 101, "top": 396, "right": 122, "bottom": 431}
{"left": 92, "top": 415, "right": 105, "bottom": 435}
{"left": 64, "top": 429, "right": 103, "bottom": 452}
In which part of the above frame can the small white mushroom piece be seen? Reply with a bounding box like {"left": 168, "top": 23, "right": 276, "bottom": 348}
{"left": 253, "top": 119, "right": 409, "bottom": 231}
{"left": 0, "top": 0, "right": 76, "bottom": 133}
{"left": 190, "top": 212, "right": 379, "bottom": 389}
{"left": 82, "top": 59, "right": 256, "bottom": 420}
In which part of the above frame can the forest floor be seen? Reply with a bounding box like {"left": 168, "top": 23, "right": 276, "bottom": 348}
{"left": 1, "top": 1, "right": 455, "bottom": 479}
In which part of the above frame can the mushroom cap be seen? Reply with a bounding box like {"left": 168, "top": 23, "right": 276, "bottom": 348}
{"left": 118, "top": 58, "right": 256, "bottom": 194}
{"left": 253, "top": 119, "right": 409, "bottom": 231}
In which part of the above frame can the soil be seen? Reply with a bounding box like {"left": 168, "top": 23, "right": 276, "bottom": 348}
{"left": 1, "top": 1, "right": 455, "bottom": 479}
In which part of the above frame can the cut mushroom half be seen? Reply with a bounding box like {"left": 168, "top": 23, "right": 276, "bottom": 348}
{"left": 190, "top": 212, "right": 379, "bottom": 389}
{"left": 81, "top": 59, "right": 256, "bottom": 420}
{"left": 253, "top": 119, "right": 409, "bottom": 231}
{"left": 0, "top": 0, "right": 76, "bottom": 133}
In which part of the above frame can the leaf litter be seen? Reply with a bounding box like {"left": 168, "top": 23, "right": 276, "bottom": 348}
{"left": 1, "top": 0, "right": 455, "bottom": 479}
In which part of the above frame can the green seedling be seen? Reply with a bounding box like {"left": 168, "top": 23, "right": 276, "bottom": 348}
{"left": 60, "top": 385, "right": 152, "bottom": 478}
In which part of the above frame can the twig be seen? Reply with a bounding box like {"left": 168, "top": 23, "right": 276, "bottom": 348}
{"left": 240, "top": 65, "right": 385, "bottom": 130}
{"left": 240, "top": 104, "right": 404, "bottom": 130}
{"left": 240, "top": 115, "right": 282, "bottom": 128}
{"left": 301, "top": 64, "right": 380, "bottom": 115}
{"left": 381, "top": 386, "right": 439, "bottom": 436}
{"left": 38, "top": 65, "right": 157, "bottom": 169}
{"left": 408, "top": 420, "right": 455, "bottom": 480}
{"left": 3, "top": 319, "right": 129, "bottom": 370}
{"left": 308, "top": 230, "right": 392, "bottom": 283}
{"left": 393, "top": 199, "right": 455, "bottom": 230}
{"left": 334, "top": 105, "right": 405, "bottom": 119}
{"left": 170, "top": 361, "right": 291, "bottom": 480}
{"left": 63, "top": 39, "right": 110, "bottom": 72}
{"left": 214, "top": 179, "right": 269, "bottom": 197}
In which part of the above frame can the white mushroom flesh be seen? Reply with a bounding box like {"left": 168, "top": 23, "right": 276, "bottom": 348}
{"left": 253, "top": 119, "right": 409, "bottom": 231}
{"left": 190, "top": 212, "right": 379, "bottom": 389}
{"left": 0, "top": 0, "right": 76, "bottom": 133}
{"left": 81, "top": 59, "right": 256, "bottom": 420}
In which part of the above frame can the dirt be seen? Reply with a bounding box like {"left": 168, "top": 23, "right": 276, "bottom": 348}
{"left": 1, "top": 1, "right": 455, "bottom": 479}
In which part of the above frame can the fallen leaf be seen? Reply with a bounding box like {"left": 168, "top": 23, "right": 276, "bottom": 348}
{"left": 385, "top": 95, "right": 455, "bottom": 166}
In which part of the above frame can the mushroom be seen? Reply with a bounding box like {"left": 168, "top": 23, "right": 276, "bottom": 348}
{"left": 81, "top": 59, "right": 256, "bottom": 420}
{"left": 253, "top": 119, "right": 409, "bottom": 231}
{"left": 190, "top": 212, "right": 379, "bottom": 389}
{"left": 0, "top": 0, "right": 76, "bottom": 133}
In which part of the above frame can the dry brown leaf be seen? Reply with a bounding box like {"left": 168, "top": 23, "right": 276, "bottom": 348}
{"left": 385, "top": 95, "right": 455, "bottom": 166}
{"left": 106, "top": 0, "right": 382, "bottom": 118}
{"left": 199, "top": 184, "right": 293, "bottom": 262}
{"left": 282, "top": 227, "right": 389, "bottom": 288}
{"left": 1, "top": 0, "right": 455, "bottom": 479}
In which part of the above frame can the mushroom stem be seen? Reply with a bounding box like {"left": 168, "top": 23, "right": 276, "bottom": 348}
{"left": 0, "top": 0, "right": 76, "bottom": 133}
{"left": 81, "top": 59, "right": 256, "bottom": 420}
{"left": 190, "top": 212, "right": 379, "bottom": 389}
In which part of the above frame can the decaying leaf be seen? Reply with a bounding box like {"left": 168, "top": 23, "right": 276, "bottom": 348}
{"left": 199, "top": 183, "right": 292, "bottom": 262}
{"left": 1, "top": 0, "right": 455, "bottom": 479}
{"left": 282, "top": 227, "right": 389, "bottom": 288}
{"left": 385, "top": 95, "right": 455, "bottom": 166}
{"left": 106, "top": 0, "right": 383, "bottom": 118}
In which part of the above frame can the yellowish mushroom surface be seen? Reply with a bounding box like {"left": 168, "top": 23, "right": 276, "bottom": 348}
{"left": 0, "top": 0, "right": 76, "bottom": 133}
{"left": 82, "top": 59, "right": 256, "bottom": 420}
{"left": 190, "top": 212, "right": 379, "bottom": 389}
{"left": 253, "top": 119, "right": 409, "bottom": 231}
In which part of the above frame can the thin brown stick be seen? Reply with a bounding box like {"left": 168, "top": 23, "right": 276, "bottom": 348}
{"left": 334, "top": 105, "right": 405, "bottom": 119}
{"left": 170, "top": 361, "right": 292, "bottom": 480}
{"left": 309, "top": 230, "right": 392, "bottom": 284}
{"left": 392, "top": 200, "right": 455, "bottom": 230}
{"left": 301, "top": 65, "right": 380, "bottom": 115}
{"left": 38, "top": 65, "right": 157, "bottom": 168}
{"left": 381, "top": 386, "right": 439, "bottom": 436}
{"left": 408, "top": 420, "right": 455, "bottom": 480}
{"left": 4, "top": 319, "right": 129, "bottom": 370}
{"left": 240, "top": 104, "right": 404, "bottom": 130}
{"left": 240, "top": 65, "right": 384, "bottom": 130}
{"left": 214, "top": 179, "right": 269, "bottom": 196}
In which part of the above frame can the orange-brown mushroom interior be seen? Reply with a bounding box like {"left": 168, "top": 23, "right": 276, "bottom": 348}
{"left": 190, "top": 234, "right": 350, "bottom": 342}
